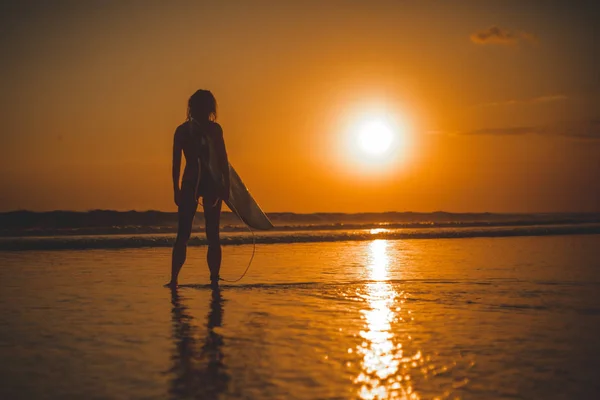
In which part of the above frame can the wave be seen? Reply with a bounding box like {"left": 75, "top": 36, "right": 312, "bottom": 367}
{"left": 1, "top": 224, "right": 599, "bottom": 251}
{"left": 1, "top": 210, "right": 599, "bottom": 237}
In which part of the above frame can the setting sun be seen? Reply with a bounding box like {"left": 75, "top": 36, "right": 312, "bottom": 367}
{"left": 338, "top": 108, "right": 413, "bottom": 175}
{"left": 357, "top": 120, "right": 394, "bottom": 155}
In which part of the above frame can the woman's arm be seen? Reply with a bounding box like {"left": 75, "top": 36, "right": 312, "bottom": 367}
{"left": 172, "top": 129, "right": 183, "bottom": 206}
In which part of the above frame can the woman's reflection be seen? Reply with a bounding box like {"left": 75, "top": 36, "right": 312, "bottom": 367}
{"left": 169, "top": 287, "right": 228, "bottom": 399}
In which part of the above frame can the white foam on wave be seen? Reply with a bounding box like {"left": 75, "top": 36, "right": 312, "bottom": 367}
{"left": 1, "top": 224, "right": 599, "bottom": 251}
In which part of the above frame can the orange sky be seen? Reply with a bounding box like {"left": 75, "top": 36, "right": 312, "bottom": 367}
{"left": 1, "top": 0, "right": 599, "bottom": 213}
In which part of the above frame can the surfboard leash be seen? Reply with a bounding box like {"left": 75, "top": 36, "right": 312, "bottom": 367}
{"left": 218, "top": 202, "right": 257, "bottom": 283}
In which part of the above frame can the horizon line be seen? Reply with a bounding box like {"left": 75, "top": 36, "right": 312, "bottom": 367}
{"left": 1, "top": 209, "right": 598, "bottom": 216}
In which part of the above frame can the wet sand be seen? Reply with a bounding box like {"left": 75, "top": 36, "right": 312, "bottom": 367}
{"left": 1, "top": 235, "right": 599, "bottom": 399}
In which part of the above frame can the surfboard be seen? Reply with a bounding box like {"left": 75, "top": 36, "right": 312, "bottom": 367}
{"left": 192, "top": 120, "right": 274, "bottom": 230}
{"left": 223, "top": 164, "right": 274, "bottom": 230}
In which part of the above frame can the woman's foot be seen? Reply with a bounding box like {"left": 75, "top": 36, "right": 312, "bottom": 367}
{"left": 164, "top": 281, "right": 178, "bottom": 289}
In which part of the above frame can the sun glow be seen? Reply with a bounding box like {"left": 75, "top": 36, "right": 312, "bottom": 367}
{"left": 358, "top": 120, "right": 394, "bottom": 155}
{"left": 337, "top": 106, "right": 412, "bottom": 174}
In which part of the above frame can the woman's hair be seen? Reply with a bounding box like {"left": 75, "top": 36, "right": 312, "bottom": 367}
{"left": 187, "top": 89, "right": 217, "bottom": 121}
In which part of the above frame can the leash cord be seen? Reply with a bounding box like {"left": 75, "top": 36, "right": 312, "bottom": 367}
{"left": 218, "top": 202, "right": 256, "bottom": 283}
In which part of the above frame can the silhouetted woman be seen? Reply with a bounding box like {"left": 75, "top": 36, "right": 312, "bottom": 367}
{"left": 167, "top": 90, "right": 230, "bottom": 287}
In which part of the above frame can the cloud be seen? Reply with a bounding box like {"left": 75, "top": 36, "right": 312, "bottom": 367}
{"left": 549, "top": 120, "right": 600, "bottom": 140}
{"left": 533, "top": 95, "right": 568, "bottom": 104}
{"left": 477, "top": 94, "right": 568, "bottom": 108}
{"left": 465, "top": 126, "right": 537, "bottom": 136}
{"left": 470, "top": 26, "right": 538, "bottom": 46}
{"left": 461, "top": 120, "right": 600, "bottom": 140}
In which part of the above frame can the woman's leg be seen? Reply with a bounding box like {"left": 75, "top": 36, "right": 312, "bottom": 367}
{"left": 203, "top": 196, "right": 223, "bottom": 284}
{"left": 169, "top": 194, "right": 198, "bottom": 286}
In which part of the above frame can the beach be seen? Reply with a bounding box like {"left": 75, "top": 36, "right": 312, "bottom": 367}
{"left": 3, "top": 1, "right": 599, "bottom": 398}
{"left": 1, "top": 234, "right": 599, "bottom": 399}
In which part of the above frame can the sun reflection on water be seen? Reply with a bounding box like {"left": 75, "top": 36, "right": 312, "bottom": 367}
{"left": 368, "top": 240, "right": 390, "bottom": 281}
{"left": 355, "top": 240, "right": 420, "bottom": 400}
{"left": 369, "top": 228, "right": 390, "bottom": 235}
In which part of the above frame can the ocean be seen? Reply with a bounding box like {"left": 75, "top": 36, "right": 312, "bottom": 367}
{"left": 1, "top": 210, "right": 599, "bottom": 250}
{"left": 1, "top": 212, "right": 599, "bottom": 399}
